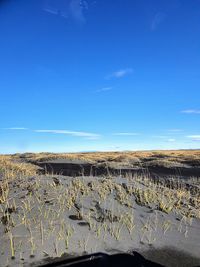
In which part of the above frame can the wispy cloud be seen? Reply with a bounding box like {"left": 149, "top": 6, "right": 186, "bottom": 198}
{"left": 112, "top": 132, "right": 140, "bottom": 136}
{"left": 44, "top": 0, "right": 89, "bottom": 22}
{"left": 152, "top": 135, "right": 168, "bottom": 139}
{"left": 34, "top": 129, "right": 101, "bottom": 140}
{"left": 181, "top": 109, "right": 200, "bottom": 114}
{"left": 106, "top": 68, "right": 133, "bottom": 79}
{"left": 43, "top": 4, "right": 68, "bottom": 19}
{"left": 69, "top": 0, "right": 86, "bottom": 23}
{"left": 167, "top": 138, "right": 176, "bottom": 142}
{"left": 95, "top": 87, "right": 112, "bottom": 93}
{"left": 186, "top": 135, "right": 200, "bottom": 141}
{"left": 151, "top": 12, "right": 166, "bottom": 31}
{"left": 44, "top": 7, "right": 59, "bottom": 15}
{"left": 167, "top": 129, "right": 183, "bottom": 132}
{"left": 152, "top": 135, "right": 176, "bottom": 142}
{"left": 4, "top": 127, "right": 28, "bottom": 130}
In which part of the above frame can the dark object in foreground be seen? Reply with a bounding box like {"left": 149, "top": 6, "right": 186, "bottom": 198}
{"left": 39, "top": 251, "right": 164, "bottom": 267}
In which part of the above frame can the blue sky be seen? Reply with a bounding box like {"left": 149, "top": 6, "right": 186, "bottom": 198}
{"left": 0, "top": 0, "right": 200, "bottom": 153}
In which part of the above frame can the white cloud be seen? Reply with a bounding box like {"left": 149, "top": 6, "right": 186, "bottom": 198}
{"left": 44, "top": 0, "right": 89, "bottom": 22}
{"left": 44, "top": 7, "right": 59, "bottom": 15}
{"left": 110, "top": 145, "right": 121, "bottom": 150}
{"left": 107, "top": 68, "right": 133, "bottom": 79}
{"left": 34, "top": 129, "right": 101, "bottom": 140}
{"left": 112, "top": 132, "right": 139, "bottom": 136}
{"left": 95, "top": 87, "right": 112, "bottom": 93}
{"left": 186, "top": 135, "right": 200, "bottom": 141}
{"left": 167, "top": 138, "right": 176, "bottom": 142}
{"left": 152, "top": 135, "right": 168, "bottom": 139}
{"left": 167, "top": 129, "right": 183, "bottom": 132}
{"left": 4, "top": 127, "right": 28, "bottom": 130}
{"left": 181, "top": 109, "right": 200, "bottom": 114}
{"left": 153, "top": 136, "right": 176, "bottom": 142}
{"left": 151, "top": 12, "right": 166, "bottom": 31}
{"left": 69, "top": 0, "right": 86, "bottom": 23}
{"left": 43, "top": 4, "right": 68, "bottom": 19}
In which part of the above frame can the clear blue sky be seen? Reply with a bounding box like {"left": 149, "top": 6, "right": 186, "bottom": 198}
{"left": 0, "top": 0, "right": 200, "bottom": 153}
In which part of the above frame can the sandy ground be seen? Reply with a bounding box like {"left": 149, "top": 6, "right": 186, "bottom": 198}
{"left": 0, "top": 172, "right": 200, "bottom": 267}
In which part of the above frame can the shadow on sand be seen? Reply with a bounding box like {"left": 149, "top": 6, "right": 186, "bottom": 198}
{"left": 141, "top": 247, "right": 200, "bottom": 267}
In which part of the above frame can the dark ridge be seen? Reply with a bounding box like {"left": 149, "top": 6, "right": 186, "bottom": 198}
{"left": 35, "top": 160, "right": 200, "bottom": 178}
{"left": 36, "top": 161, "right": 145, "bottom": 177}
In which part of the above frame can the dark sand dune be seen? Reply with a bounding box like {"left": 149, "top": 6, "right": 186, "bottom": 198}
{"left": 36, "top": 159, "right": 200, "bottom": 178}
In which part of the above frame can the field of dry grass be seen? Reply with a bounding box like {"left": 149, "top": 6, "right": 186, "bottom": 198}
{"left": 0, "top": 150, "right": 200, "bottom": 267}
{"left": 8, "top": 150, "right": 200, "bottom": 168}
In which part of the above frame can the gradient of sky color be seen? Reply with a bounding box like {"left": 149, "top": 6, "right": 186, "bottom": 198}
{"left": 0, "top": 0, "right": 200, "bottom": 153}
